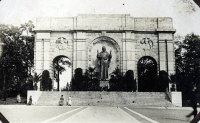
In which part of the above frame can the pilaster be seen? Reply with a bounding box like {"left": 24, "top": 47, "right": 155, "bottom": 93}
{"left": 34, "top": 32, "right": 50, "bottom": 90}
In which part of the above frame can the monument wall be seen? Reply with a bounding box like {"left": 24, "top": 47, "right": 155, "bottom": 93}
{"left": 34, "top": 14, "right": 176, "bottom": 90}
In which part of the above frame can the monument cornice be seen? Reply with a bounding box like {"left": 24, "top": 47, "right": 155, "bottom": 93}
{"left": 156, "top": 28, "right": 176, "bottom": 33}
{"left": 34, "top": 28, "right": 176, "bottom": 33}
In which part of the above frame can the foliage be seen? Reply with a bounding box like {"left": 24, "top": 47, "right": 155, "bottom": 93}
{"left": 41, "top": 70, "right": 52, "bottom": 91}
{"left": 169, "top": 74, "right": 176, "bottom": 84}
{"left": 72, "top": 67, "right": 100, "bottom": 91}
{"left": 0, "top": 21, "right": 34, "bottom": 96}
{"left": 109, "top": 68, "right": 123, "bottom": 91}
{"left": 32, "top": 73, "right": 41, "bottom": 90}
{"left": 85, "top": 67, "right": 100, "bottom": 91}
{"left": 72, "top": 68, "right": 84, "bottom": 91}
{"left": 20, "top": 76, "right": 34, "bottom": 96}
{"left": 109, "top": 69, "right": 136, "bottom": 91}
{"left": 124, "top": 70, "right": 137, "bottom": 91}
{"left": 157, "top": 71, "right": 169, "bottom": 92}
{"left": 88, "top": 67, "right": 96, "bottom": 80}
{"left": 137, "top": 56, "right": 158, "bottom": 92}
{"left": 53, "top": 56, "right": 71, "bottom": 91}
{"left": 175, "top": 33, "right": 200, "bottom": 99}
{"left": 61, "top": 83, "right": 71, "bottom": 91}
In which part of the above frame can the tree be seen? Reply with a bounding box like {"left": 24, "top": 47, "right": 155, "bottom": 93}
{"left": 72, "top": 68, "right": 83, "bottom": 91}
{"left": 175, "top": 33, "right": 200, "bottom": 99}
{"left": 182, "top": 34, "right": 200, "bottom": 76}
{"left": 71, "top": 67, "right": 100, "bottom": 91}
{"left": 41, "top": 70, "right": 52, "bottom": 91}
{"left": 0, "top": 22, "right": 34, "bottom": 96}
{"left": 86, "top": 67, "right": 100, "bottom": 91}
{"left": 32, "top": 73, "right": 41, "bottom": 90}
{"left": 109, "top": 68, "right": 123, "bottom": 91}
{"left": 53, "top": 56, "right": 71, "bottom": 91}
{"left": 124, "top": 70, "right": 137, "bottom": 92}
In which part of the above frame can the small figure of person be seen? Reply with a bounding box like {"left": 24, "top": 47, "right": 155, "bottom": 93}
{"left": 186, "top": 86, "right": 198, "bottom": 118}
{"left": 59, "top": 95, "right": 64, "bottom": 106}
{"left": 28, "top": 96, "right": 32, "bottom": 105}
{"left": 16, "top": 94, "right": 21, "bottom": 103}
{"left": 68, "top": 96, "right": 72, "bottom": 106}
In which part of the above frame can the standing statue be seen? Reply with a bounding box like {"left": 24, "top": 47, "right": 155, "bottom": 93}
{"left": 97, "top": 46, "right": 112, "bottom": 80}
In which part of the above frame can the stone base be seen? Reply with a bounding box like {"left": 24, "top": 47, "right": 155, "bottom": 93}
{"left": 170, "top": 92, "right": 182, "bottom": 107}
{"left": 100, "top": 80, "right": 109, "bottom": 89}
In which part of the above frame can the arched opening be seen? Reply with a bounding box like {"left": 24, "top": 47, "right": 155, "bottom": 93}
{"left": 53, "top": 56, "right": 72, "bottom": 91}
{"left": 137, "top": 56, "right": 158, "bottom": 92}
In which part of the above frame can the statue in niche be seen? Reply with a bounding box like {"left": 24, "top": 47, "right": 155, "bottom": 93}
{"left": 97, "top": 46, "right": 112, "bottom": 80}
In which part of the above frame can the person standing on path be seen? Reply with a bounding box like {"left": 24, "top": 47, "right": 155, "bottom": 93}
{"left": 16, "top": 94, "right": 21, "bottom": 103}
{"left": 68, "top": 96, "right": 72, "bottom": 106}
{"left": 59, "top": 95, "right": 64, "bottom": 106}
{"left": 28, "top": 96, "right": 32, "bottom": 105}
{"left": 186, "top": 86, "right": 198, "bottom": 118}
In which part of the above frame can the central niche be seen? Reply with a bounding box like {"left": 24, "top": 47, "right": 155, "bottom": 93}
{"left": 89, "top": 36, "right": 120, "bottom": 79}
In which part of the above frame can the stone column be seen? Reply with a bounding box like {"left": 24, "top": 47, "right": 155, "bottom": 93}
{"left": 72, "top": 32, "right": 87, "bottom": 73}
{"left": 124, "top": 31, "right": 137, "bottom": 91}
{"left": 34, "top": 32, "right": 51, "bottom": 90}
{"left": 158, "top": 33, "right": 175, "bottom": 75}
{"left": 122, "top": 32, "right": 127, "bottom": 74}
{"left": 122, "top": 32, "right": 136, "bottom": 73}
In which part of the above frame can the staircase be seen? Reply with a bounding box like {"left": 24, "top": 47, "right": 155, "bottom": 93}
{"left": 34, "top": 91, "right": 173, "bottom": 107}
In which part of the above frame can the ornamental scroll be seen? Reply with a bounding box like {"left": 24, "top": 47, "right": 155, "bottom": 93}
{"left": 55, "top": 37, "right": 68, "bottom": 50}
{"left": 139, "top": 37, "right": 154, "bottom": 50}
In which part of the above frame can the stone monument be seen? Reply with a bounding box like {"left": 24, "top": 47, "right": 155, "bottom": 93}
{"left": 97, "top": 46, "right": 112, "bottom": 80}
{"left": 34, "top": 14, "right": 176, "bottom": 91}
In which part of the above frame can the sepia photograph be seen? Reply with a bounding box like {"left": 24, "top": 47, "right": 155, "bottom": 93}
{"left": 0, "top": 0, "right": 200, "bottom": 122}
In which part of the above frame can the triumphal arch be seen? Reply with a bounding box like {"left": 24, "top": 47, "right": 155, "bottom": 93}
{"left": 34, "top": 14, "right": 176, "bottom": 91}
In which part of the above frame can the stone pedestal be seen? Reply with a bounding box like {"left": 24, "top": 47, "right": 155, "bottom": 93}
{"left": 100, "top": 80, "right": 109, "bottom": 89}
{"left": 170, "top": 92, "right": 182, "bottom": 107}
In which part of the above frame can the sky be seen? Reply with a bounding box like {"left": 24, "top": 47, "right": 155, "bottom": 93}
{"left": 0, "top": 0, "right": 200, "bottom": 36}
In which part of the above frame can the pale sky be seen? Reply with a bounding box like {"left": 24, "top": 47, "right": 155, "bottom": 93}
{"left": 0, "top": 0, "right": 200, "bottom": 35}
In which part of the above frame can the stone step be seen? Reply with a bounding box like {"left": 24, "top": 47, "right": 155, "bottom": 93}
{"left": 33, "top": 91, "right": 172, "bottom": 106}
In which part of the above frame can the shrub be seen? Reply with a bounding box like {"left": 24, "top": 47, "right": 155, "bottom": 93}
{"left": 72, "top": 68, "right": 84, "bottom": 91}
{"left": 124, "top": 70, "right": 137, "bottom": 92}
{"left": 41, "top": 70, "right": 52, "bottom": 91}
